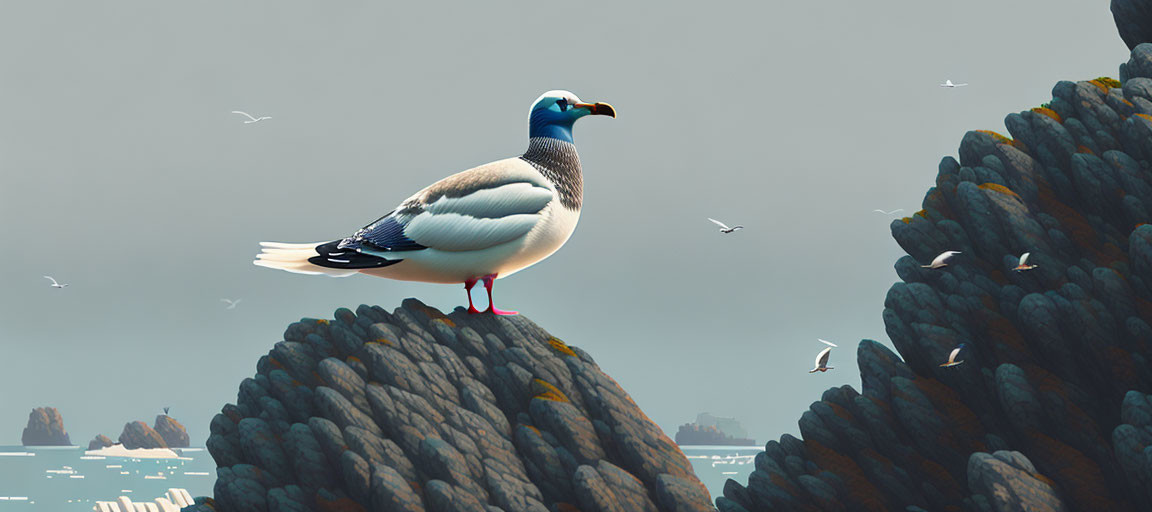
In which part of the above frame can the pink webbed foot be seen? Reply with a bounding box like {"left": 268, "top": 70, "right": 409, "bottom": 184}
{"left": 482, "top": 273, "right": 518, "bottom": 315}
{"left": 464, "top": 278, "right": 482, "bottom": 314}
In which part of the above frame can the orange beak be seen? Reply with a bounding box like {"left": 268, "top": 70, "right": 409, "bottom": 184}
{"left": 574, "top": 102, "right": 616, "bottom": 118}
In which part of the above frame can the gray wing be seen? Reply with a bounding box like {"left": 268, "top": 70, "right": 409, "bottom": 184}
{"left": 348, "top": 159, "right": 555, "bottom": 254}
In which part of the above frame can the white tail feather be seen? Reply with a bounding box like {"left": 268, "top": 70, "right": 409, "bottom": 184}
{"left": 253, "top": 241, "right": 358, "bottom": 277}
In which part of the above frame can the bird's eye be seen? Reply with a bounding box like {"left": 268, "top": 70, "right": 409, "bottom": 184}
{"left": 556, "top": 98, "right": 568, "bottom": 111}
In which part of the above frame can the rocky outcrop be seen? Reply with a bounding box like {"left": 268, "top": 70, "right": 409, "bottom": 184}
{"left": 719, "top": 44, "right": 1152, "bottom": 512}
{"left": 120, "top": 421, "right": 167, "bottom": 449}
{"left": 967, "top": 451, "right": 1067, "bottom": 512}
{"left": 187, "top": 299, "right": 711, "bottom": 512}
{"left": 155, "top": 415, "right": 190, "bottom": 448}
{"left": 21, "top": 407, "right": 70, "bottom": 446}
{"left": 91, "top": 415, "right": 189, "bottom": 450}
{"left": 89, "top": 434, "right": 115, "bottom": 451}
{"left": 1113, "top": 0, "right": 1152, "bottom": 50}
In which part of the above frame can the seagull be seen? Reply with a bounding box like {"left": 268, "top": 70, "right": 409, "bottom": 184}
{"left": 810, "top": 341, "right": 835, "bottom": 373}
{"left": 163, "top": 407, "right": 170, "bottom": 416}
{"left": 708, "top": 218, "right": 744, "bottom": 234}
{"left": 1013, "top": 252, "right": 1038, "bottom": 272}
{"left": 922, "top": 251, "right": 961, "bottom": 269}
{"left": 220, "top": 298, "right": 242, "bottom": 310}
{"left": 939, "top": 343, "right": 966, "bottom": 367}
{"left": 43, "top": 276, "right": 68, "bottom": 288}
{"left": 872, "top": 209, "right": 904, "bottom": 215}
{"left": 940, "top": 80, "right": 968, "bottom": 88}
{"left": 254, "top": 90, "right": 615, "bottom": 315}
{"left": 231, "top": 111, "right": 271, "bottom": 124}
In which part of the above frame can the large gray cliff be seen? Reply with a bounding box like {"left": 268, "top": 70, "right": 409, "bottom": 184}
{"left": 184, "top": 299, "right": 712, "bottom": 512}
{"left": 716, "top": 37, "right": 1152, "bottom": 512}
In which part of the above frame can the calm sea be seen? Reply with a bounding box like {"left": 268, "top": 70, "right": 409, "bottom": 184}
{"left": 0, "top": 446, "right": 215, "bottom": 511}
{"left": 680, "top": 445, "right": 759, "bottom": 501}
{"left": 0, "top": 444, "right": 756, "bottom": 509}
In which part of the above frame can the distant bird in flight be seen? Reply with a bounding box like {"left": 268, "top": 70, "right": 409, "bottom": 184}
{"left": 254, "top": 90, "right": 615, "bottom": 315}
{"left": 922, "top": 251, "right": 961, "bottom": 269}
{"left": 872, "top": 209, "right": 904, "bottom": 215}
{"left": 43, "top": 276, "right": 68, "bottom": 289}
{"left": 231, "top": 111, "right": 271, "bottom": 124}
{"left": 1013, "top": 252, "right": 1037, "bottom": 272}
{"left": 708, "top": 218, "right": 744, "bottom": 234}
{"left": 940, "top": 80, "right": 968, "bottom": 88}
{"left": 220, "top": 298, "right": 242, "bottom": 310}
{"left": 810, "top": 339, "right": 837, "bottom": 373}
{"left": 163, "top": 407, "right": 170, "bottom": 416}
{"left": 939, "top": 343, "right": 966, "bottom": 367}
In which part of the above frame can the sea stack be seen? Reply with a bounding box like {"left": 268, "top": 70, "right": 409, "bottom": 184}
{"left": 21, "top": 407, "right": 71, "bottom": 446}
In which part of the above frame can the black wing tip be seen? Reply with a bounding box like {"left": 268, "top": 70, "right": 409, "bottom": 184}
{"left": 308, "top": 240, "right": 405, "bottom": 269}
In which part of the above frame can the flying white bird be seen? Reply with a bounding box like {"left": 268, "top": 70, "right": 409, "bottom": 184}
{"left": 220, "top": 298, "right": 242, "bottom": 310}
{"left": 254, "top": 90, "right": 615, "bottom": 315}
{"left": 940, "top": 343, "right": 966, "bottom": 367}
{"left": 810, "top": 343, "right": 835, "bottom": 373}
{"left": 231, "top": 111, "right": 271, "bottom": 124}
{"left": 708, "top": 218, "right": 744, "bottom": 234}
{"left": 1013, "top": 252, "right": 1038, "bottom": 272}
{"left": 922, "top": 251, "right": 962, "bottom": 269}
{"left": 940, "top": 80, "right": 968, "bottom": 88}
{"left": 818, "top": 338, "right": 838, "bottom": 347}
{"left": 43, "top": 276, "right": 68, "bottom": 288}
{"left": 872, "top": 209, "right": 904, "bottom": 215}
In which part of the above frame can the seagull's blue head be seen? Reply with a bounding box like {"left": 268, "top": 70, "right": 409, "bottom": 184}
{"left": 528, "top": 90, "right": 615, "bottom": 144}
{"left": 958, "top": 343, "right": 967, "bottom": 350}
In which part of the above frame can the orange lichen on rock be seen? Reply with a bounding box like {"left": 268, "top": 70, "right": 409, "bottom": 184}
{"left": 1090, "top": 77, "right": 1122, "bottom": 90}
{"left": 532, "top": 379, "right": 570, "bottom": 402}
{"left": 805, "top": 440, "right": 890, "bottom": 512}
{"left": 1136, "top": 113, "right": 1152, "bottom": 124}
{"left": 914, "top": 378, "right": 985, "bottom": 443}
{"left": 547, "top": 337, "right": 578, "bottom": 357}
{"left": 1028, "top": 432, "right": 1118, "bottom": 511}
{"left": 1077, "top": 145, "right": 1095, "bottom": 154}
{"left": 977, "top": 130, "right": 1014, "bottom": 144}
{"left": 1031, "top": 107, "right": 1062, "bottom": 122}
{"left": 316, "top": 494, "right": 367, "bottom": 512}
{"left": 978, "top": 182, "right": 1022, "bottom": 200}
{"left": 369, "top": 338, "right": 393, "bottom": 345}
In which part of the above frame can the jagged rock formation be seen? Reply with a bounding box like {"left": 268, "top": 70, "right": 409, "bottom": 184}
{"left": 1113, "top": 0, "right": 1152, "bottom": 50}
{"left": 719, "top": 43, "right": 1152, "bottom": 512}
{"left": 89, "top": 434, "right": 115, "bottom": 451}
{"left": 967, "top": 451, "right": 1066, "bottom": 512}
{"left": 91, "top": 416, "right": 190, "bottom": 450}
{"left": 21, "top": 407, "right": 71, "bottom": 446}
{"left": 186, "top": 299, "right": 712, "bottom": 512}
{"left": 120, "top": 420, "right": 168, "bottom": 449}
{"left": 155, "top": 415, "right": 190, "bottom": 448}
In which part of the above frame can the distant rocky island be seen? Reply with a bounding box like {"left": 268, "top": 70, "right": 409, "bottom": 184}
{"left": 88, "top": 415, "right": 190, "bottom": 450}
{"left": 182, "top": 299, "right": 714, "bottom": 512}
{"left": 717, "top": 8, "right": 1152, "bottom": 512}
{"left": 21, "top": 407, "right": 71, "bottom": 446}
{"left": 675, "top": 413, "right": 756, "bottom": 446}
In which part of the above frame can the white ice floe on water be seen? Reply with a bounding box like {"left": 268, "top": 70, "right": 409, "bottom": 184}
{"left": 85, "top": 445, "right": 180, "bottom": 459}
{"left": 183, "top": 472, "right": 210, "bottom": 476}
{"left": 0, "top": 451, "right": 34, "bottom": 457}
{"left": 93, "top": 488, "right": 193, "bottom": 512}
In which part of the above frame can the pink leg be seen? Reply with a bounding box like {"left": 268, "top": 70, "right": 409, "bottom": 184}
{"left": 482, "top": 274, "right": 517, "bottom": 315}
{"left": 464, "top": 278, "right": 481, "bottom": 314}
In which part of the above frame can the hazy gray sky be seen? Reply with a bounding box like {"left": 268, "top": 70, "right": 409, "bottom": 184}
{"left": 0, "top": 1, "right": 1127, "bottom": 446}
